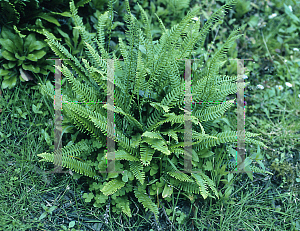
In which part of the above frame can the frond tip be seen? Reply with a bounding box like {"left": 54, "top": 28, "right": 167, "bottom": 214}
{"left": 37, "top": 152, "right": 98, "bottom": 179}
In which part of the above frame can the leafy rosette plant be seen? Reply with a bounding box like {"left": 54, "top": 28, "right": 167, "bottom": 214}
{"left": 0, "top": 26, "right": 53, "bottom": 89}
{"left": 37, "top": 0, "right": 271, "bottom": 219}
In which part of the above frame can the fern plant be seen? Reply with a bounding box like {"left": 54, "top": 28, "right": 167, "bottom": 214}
{"left": 37, "top": 0, "right": 271, "bottom": 219}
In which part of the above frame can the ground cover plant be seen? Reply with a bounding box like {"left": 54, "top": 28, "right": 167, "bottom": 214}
{"left": 0, "top": 0, "right": 299, "bottom": 230}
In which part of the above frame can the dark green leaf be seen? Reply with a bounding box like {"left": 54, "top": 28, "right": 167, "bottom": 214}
{"left": 0, "top": 27, "right": 16, "bottom": 40}
{"left": 15, "top": 53, "right": 26, "bottom": 60}
{"left": 2, "top": 75, "right": 17, "bottom": 89}
{"left": 30, "top": 50, "right": 47, "bottom": 59}
{"left": 0, "top": 69, "right": 10, "bottom": 76}
{"left": 7, "top": 61, "right": 17, "bottom": 69}
{"left": 28, "top": 40, "right": 47, "bottom": 53}
{"left": 38, "top": 13, "right": 61, "bottom": 26}
{"left": 0, "top": 38, "right": 15, "bottom": 53}
{"left": 2, "top": 50, "right": 17, "bottom": 61}
{"left": 22, "top": 63, "right": 40, "bottom": 73}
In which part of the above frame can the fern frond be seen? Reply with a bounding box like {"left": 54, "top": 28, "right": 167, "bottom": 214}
{"left": 140, "top": 143, "right": 155, "bottom": 166}
{"left": 193, "top": 100, "right": 235, "bottom": 122}
{"left": 129, "top": 161, "right": 145, "bottom": 184}
{"left": 63, "top": 101, "right": 106, "bottom": 145}
{"left": 196, "top": 0, "right": 236, "bottom": 49}
{"left": 167, "top": 172, "right": 194, "bottom": 183}
{"left": 102, "top": 103, "right": 144, "bottom": 132}
{"left": 245, "top": 138, "right": 268, "bottom": 149}
{"left": 250, "top": 165, "right": 273, "bottom": 175}
{"left": 42, "top": 29, "right": 89, "bottom": 80}
{"left": 95, "top": 11, "right": 110, "bottom": 60}
{"left": 120, "top": 199, "right": 132, "bottom": 217}
{"left": 137, "top": 3, "right": 152, "bottom": 44}
{"left": 179, "top": 19, "right": 201, "bottom": 59}
{"left": 154, "top": 13, "right": 167, "bottom": 34}
{"left": 141, "top": 137, "right": 170, "bottom": 155}
{"left": 37, "top": 152, "right": 98, "bottom": 179}
{"left": 196, "top": 171, "right": 219, "bottom": 199}
{"left": 88, "top": 114, "right": 139, "bottom": 155}
{"left": 70, "top": 0, "right": 96, "bottom": 64}
{"left": 115, "top": 149, "right": 139, "bottom": 161}
{"left": 60, "top": 63, "right": 100, "bottom": 105}
{"left": 134, "top": 188, "right": 159, "bottom": 219}
{"left": 148, "top": 112, "right": 200, "bottom": 132}
{"left": 52, "top": 139, "right": 94, "bottom": 157}
{"left": 191, "top": 172, "right": 209, "bottom": 199}
{"left": 101, "top": 178, "right": 126, "bottom": 196}
{"left": 165, "top": 175, "right": 201, "bottom": 194}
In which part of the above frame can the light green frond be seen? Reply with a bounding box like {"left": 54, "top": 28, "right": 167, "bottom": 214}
{"left": 167, "top": 175, "right": 201, "bottom": 194}
{"left": 191, "top": 172, "right": 209, "bottom": 199}
{"left": 166, "top": 6, "right": 200, "bottom": 46}
{"left": 61, "top": 64, "right": 99, "bottom": 104}
{"left": 137, "top": 3, "right": 152, "bottom": 43}
{"left": 118, "top": 37, "right": 128, "bottom": 63}
{"left": 115, "top": 149, "right": 139, "bottom": 161}
{"left": 42, "top": 29, "right": 89, "bottom": 79}
{"left": 213, "top": 81, "right": 244, "bottom": 100}
{"left": 250, "top": 165, "right": 273, "bottom": 175}
{"left": 179, "top": 19, "right": 201, "bottom": 59}
{"left": 52, "top": 139, "right": 93, "bottom": 157}
{"left": 141, "top": 137, "right": 170, "bottom": 155}
{"left": 63, "top": 102, "right": 106, "bottom": 143}
{"left": 134, "top": 188, "right": 159, "bottom": 220}
{"left": 88, "top": 114, "right": 138, "bottom": 155}
{"left": 70, "top": 0, "right": 96, "bottom": 63}
{"left": 194, "top": 131, "right": 266, "bottom": 151}
{"left": 193, "top": 100, "right": 235, "bottom": 122}
{"left": 101, "top": 178, "right": 126, "bottom": 196}
{"left": 120, "top": 199, "right": 132, "bottom": 217}
{"left": 160, "top": 129, "right": 179, "bottom": 143}
{"left": 196, "top": 0, "right": 236, "bottom": 48}
{"left": 149, "top": 102, "right": 170, "bottom": 113}
{"left": 160, "top": 84, "right": 184, "bottom": 107}
{"left": 84, "top": 41, "right": 107, "bottom": 74}
{"left": 142, "top": 131, "right": 164, "bottom": 140}
{"left": 151, "top": 112, "right": 200, "bottom": 130}
{"left": 164, "top": 61, "right": 182, "bottom": 90}
{"left": 37, "top": 152, "right": 98, "bottom": 179}
{"left": 196, "top": 171, "right": 219, "bottom": 199}
{"left": 81, "top": 58, "right": 107, "bottom": 98}
{"left": 194, "top": 131, "right": 237, "bottom": 150}
{"left": 140, "top": 143, "right": 155, "bottom": 166}
{"left": 129, "top": 161, "right": 145, "bottom": 184}
{"left": 133, "top": 50, "right": 147, "bottom": 98}
{"left": 167, "top": 171, "right": 194, "bottom": 183}
{"left": 75, "top": 0, "right": 92, "bottom": 8}
{"left": 154, "top": 13, "right": 167, "bottom": 34}
{"left": 96, "top": 11, "right": 110, "bottom": 58}
{"left": 245, "top": 138, "right": 268, "bottom": 149}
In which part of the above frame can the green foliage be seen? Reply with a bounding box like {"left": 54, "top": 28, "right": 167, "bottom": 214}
{"left": 0, "top": 0, "right": 71, "bottom": 27}
{"left": 37, "top": 0, "right": 271, "bottom": 219}
{"left": 0, "top": 26, "right": 54, "bottom": 89}
{"left": 0, "top": 0, "right": 92, "bottom": 89}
